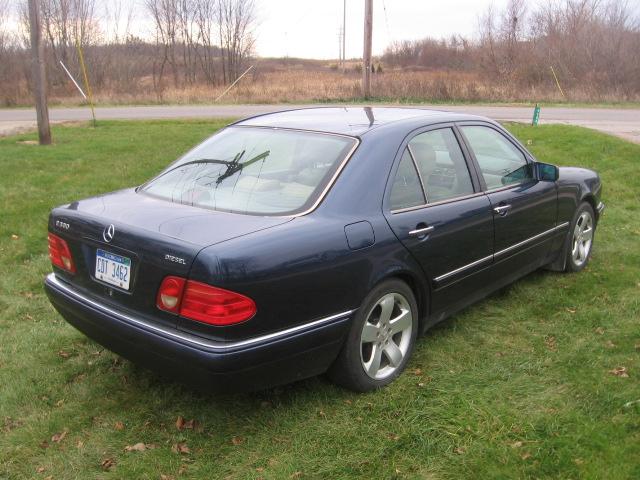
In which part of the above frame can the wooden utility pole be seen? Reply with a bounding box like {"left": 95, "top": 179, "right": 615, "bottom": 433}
{"left": 342, "top": 0, "right": 346, "bottom": 70}
{"left": 362, "top": 0, "right": 373, "bottom": 99}
{"left": 28, "top": 0, "right": 51, "bottom": 145}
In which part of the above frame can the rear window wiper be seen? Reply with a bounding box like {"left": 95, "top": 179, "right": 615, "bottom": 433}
{"left": 216, "top": 150, "right": 270, "bottom": 184}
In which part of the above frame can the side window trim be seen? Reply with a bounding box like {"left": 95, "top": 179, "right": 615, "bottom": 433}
{"left": 385, "top": 123, "right": 484, "bottom": 214}
{"left": 406, "top": 144, "right": 429, "bottom": 204}
{"left": 455, "top": 121, "right": 533, "bottom": 193}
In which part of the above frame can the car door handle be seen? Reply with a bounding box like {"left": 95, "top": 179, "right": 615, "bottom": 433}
{"left": 493, "top": 204, "right": 512, "bottom": 216}
{"left": 409, "top": 225, "right": 435, "bottom": 237}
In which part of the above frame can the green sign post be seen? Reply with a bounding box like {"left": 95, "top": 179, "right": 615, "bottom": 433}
{"left": 532, "top": 104, "right": 541, "bottom": 126}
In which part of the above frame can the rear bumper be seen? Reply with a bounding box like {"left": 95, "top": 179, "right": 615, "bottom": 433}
{"left": 44, "top": 273, "right": 353, "bottom": 392}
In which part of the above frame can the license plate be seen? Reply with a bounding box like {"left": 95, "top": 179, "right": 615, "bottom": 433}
{"left": 95, "top": 249, "right": 132, "bottom": 290}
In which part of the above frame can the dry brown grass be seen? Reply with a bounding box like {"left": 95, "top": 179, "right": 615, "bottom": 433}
{"left": 15, "top": 66, "right": 640, "bottom": 107}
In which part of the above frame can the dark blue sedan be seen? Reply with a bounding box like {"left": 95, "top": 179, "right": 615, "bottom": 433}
{"left": 44, "top": 107, "right": 604, "bottom": 392}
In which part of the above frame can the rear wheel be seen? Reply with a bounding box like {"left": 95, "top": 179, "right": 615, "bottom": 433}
{"left": 565, "top": 202, "right": 596, "bottom": 272}
{"left": 328, "top": 279, "right": 418, "bottom": 392}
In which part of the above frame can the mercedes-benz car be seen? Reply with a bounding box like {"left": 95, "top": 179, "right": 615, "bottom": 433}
{"left": 44, "top": 107, "right": 604, "bottom": 392}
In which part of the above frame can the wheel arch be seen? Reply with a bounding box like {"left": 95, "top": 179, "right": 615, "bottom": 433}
{"left": 580, "top": 193, "right": 599, "bottom": 222}
{"left": 370, "top": 268, "right": 430, "bottom": 334}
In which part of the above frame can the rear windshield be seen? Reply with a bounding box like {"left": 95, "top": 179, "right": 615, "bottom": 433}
{"left": 140, "top": 126, "right": 357, "bottom": 216}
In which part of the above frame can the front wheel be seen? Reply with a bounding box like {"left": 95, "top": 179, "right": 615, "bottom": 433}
{"left": 565, "top": 202, "right": 596, "bottom": 272}
{"left": 328, "top": 279, "right": 418, "bottom": 392}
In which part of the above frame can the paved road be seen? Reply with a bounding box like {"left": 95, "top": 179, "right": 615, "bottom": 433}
{"left": 1, "top": 104, "right": 638, "bottom": 143}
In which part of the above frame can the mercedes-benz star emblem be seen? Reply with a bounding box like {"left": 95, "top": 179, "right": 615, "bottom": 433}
{"left": 103, "top": 224, "right": 115, "bottom": 243}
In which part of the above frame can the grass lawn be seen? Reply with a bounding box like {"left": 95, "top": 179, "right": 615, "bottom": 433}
{"left": 1, "top": 120, "right": 639, "bottom": 479}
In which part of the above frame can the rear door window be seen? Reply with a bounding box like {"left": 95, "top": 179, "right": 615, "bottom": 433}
{"left": 408, "top": 128, "right": 475, "bottom": 203}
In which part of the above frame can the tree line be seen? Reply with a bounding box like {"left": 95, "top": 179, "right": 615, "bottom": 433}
{"left": 382, "top": 0, "right": 640, "bottom": 100}
{"left": 0, "top": 0, "right": 639, "bottom": 106}
{"left": 0, "top": 0, "right": 256, "bottom": 105}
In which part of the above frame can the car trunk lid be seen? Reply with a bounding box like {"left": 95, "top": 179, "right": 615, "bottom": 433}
{"left": 49, "top": 188, "right": 291, "bottom": 333}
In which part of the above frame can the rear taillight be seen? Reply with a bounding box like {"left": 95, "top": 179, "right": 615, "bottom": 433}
{"left": 48, "top": 233, "right": 76, "bottom": 274}
{"left": 157, "top": 276, "right": 186, "bottom": 313}
{"left": 156, "top": 276, "right": 256, "bottom": 326}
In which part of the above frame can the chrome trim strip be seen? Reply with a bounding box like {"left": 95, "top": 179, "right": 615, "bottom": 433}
{"left": 596, "top": 202, "right": 605, "bottom": 215}
{"left": 46, "top": 273, "right": 355, "bottom": 352}
{"left": 433, "top": 221, "right": 570, "bottom": 283}
{"left": 434, "top": 254, "right": 493, "bottom": 283}
{"left": 407, "top": 145, "right": 429, "bottom": 204}
{"left": 494, "top": 222, "right": 569, "bottom": 258}
{"left": 390, "top": 192, "right": 486, "bottom": 214}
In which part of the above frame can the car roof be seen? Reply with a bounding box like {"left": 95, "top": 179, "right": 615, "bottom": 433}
{"left": 232, "top": 107, "right": 488, "bottom": 137}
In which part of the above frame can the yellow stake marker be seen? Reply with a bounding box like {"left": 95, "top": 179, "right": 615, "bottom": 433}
{"left": 550, "top": 65, "right": 566, "bottom": 100}
{"left": 76, "top": 38, "right": 97, "bottom": 127}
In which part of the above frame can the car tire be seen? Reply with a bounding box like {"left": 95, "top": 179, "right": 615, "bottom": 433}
{"left": 564, "top": 202, "right": 596, "bottom": 273}
{"left": 328, "top": 279, "right": 419, "bottom": 392}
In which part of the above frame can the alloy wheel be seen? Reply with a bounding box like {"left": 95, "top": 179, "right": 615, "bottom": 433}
{"left": 572, "top": 210, "right": 594, "bottom": 267}
{"left": 360, "top": 292, "right": 413, "bottom": 380}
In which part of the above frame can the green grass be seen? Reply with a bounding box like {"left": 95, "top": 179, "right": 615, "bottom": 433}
{"left": 1, "top": 120, "right": 639, "bottom": 479}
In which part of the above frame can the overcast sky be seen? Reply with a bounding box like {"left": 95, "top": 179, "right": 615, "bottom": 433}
{"left": 254, "top": 0, "right": 514, "bottom": 59}
{"left": 6, "top": 0, "right": 640, "bottom": 59}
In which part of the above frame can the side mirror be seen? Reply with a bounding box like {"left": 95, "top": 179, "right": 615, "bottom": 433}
{"left": 536, "top": 162, "right": 559, "bottom": 182}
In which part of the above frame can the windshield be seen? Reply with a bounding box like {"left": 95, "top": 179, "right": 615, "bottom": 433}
{"left": 140, "top": 127, "right": 358, "bottom": 216}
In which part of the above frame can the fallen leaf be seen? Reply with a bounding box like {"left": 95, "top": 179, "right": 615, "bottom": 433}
{"left": 605, "top": 340, "right": 616, "bottom": 348}
{"left": 101, "top": 458, "right": 115, "bottom": 471}
{"left": 412, "top": 368, "right": 423, "bottom": 375}
{"left": 114, "top": 421, "right": 125, "bottom": 431}
{"left": 454, "top": 447, "right": 466, "bottom": 454}
{"left": 521, "top": 452, "right": 532, "bottom": 460}
{"left": 172, "top": 442, "right": 190, "bottom": 454}
{"left": 175, "top": 416, "right": 197, "bottom": 430}
{"left": 609, "top": 366, "right": 629, "bottom": 377}
{"left": 231, "top": 436, "right": 244, "bottom": 446}
{"left": 55, "top": 399, "right": 64, "bottom": 407}
{"left": 417, "top": 382, "right": 425, "bottom": 387}
{"left": 39, "top": 440, "right": 49, "bottom": 449}
{"left": 545, "top": 335, "right": 557, "bottom": 351}
{"left": 51, "top": 430, "right": 67, "bottom": 443}
{"left": 511, "top": 441, "right": 523, "bottom": 448}
{"left": 76, "top": 440, "right": 84, "bottom": 449}
{"left": 256, "top": 467, "right": 265, "bottom": 473}
{"left": 36, "top": 466, "right": 46, "bottom": 473}
{"left": 175, "top": 415, "right": 185, "bottom": 430}
{"left": 574, "top": 458, "right": 584, "bottom": 465}
{"left": 290, "top": 472, "right": 303, "bottom": 479}
{"left": 160, "top": 475, "right": 175, "bottom": 480}
{"left": 124, "top": 442, "right": 151, "bottom": 452}
{"left": 318, "top": 410, "right": 326, "bottom": 418}
{"left": 58, "top": 350, "right": 71, "bottom": 359}
{"left": 566, "top": 307, "right": 576, "bottom": 314}
{"left": 11, "top": 234, "right": 19, "bottom": 240}
{"left": 343, "top": 399, "right": 352, "bottom": 405}
{"left": 595, "top": 327, "right": 605, "bottom": 335}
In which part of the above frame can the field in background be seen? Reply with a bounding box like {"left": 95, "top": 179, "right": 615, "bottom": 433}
{"left": 1, "top": 120, "right": 639, "bottom": 479}
{"left": 11, "top": 60, "right": 640, "bottom": 107}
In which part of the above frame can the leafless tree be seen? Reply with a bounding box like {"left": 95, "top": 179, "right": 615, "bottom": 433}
{"left": 146, "top": 0, "right": 179, "bottom": 93}
{"left": 193, "top": 0, "right": 220, "bottom": 84}
{"left": 217, "top": 0, "right": 256, "bottom": 83}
